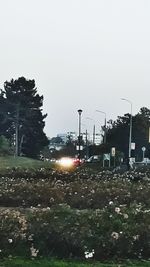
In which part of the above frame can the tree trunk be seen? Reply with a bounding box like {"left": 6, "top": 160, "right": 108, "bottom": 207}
{"left": 15, "top": 106, "right": 19, "bottom": 157}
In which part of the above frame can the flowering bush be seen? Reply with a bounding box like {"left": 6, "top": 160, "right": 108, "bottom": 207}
{"left": 0, "top": 205, "right": 149, "bottom": 260}
{"left": 0, "top": 167, "right": 149, "bottom": 260}
{"left": 0, "top": 168, "right": 149, "bottom": 209}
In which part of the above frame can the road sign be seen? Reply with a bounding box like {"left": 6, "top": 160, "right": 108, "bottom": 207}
{"left": 76, "top": 145, "right": 83, "bottom": 151}
{"left": 103, "top": 153, "right": 110, "bottom": 161}
{"left": 142, "top": 147, "right": 146, "bottom": 152}
{"left": 111, "top": 147, "right": 115, "bottom": 157}
{"left": 131, "top": 143, "right": 135, "bottom": 150}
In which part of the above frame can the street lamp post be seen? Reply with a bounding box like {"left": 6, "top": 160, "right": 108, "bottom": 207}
{"left": 95, "top": 110, "right": 107, "bottom": 143}
{"left": 121, "top": 98, "right": 133, "bottom": 159}
{"left": 78, "top": 109, "right": 83, "bottom": 160}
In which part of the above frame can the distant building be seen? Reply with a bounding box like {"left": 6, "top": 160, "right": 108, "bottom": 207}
{"left": 81, "top": 132, "right": 101, "bottom": 145}
{"left": 57, "top": 133, "right": 67, "bottom": 143}
{"left": 48, "top": 131, "right": 78, "bottom": 151}
{"left": 57, "top": 132, "right": 77, "bottom": 143}
{"left": 48, "top": 130, "right": 102, "bottom": 154}
{"left": 95, "top": 133, "right": 102, "bottom": 145}
{"left": 67, "top": 131, "right": 77, "bottom": 142}
{"left": 82, "top": 132, "right": 90, "bottom": 143}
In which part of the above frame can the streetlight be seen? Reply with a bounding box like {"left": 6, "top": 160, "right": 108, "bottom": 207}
{"left": 95, "top": 110, "right": 107, "bottom": 143}
{"left": 78, "top": 109, "right": 83, "bottom": 160}
{"left": 121, "top": 98, "right": 132, "bottom": 159}
{"left": 86, "top": 117, "right": 95, "bottom": 144}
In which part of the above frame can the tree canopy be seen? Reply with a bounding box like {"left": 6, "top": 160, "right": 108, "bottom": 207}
{"left": 0, "top": 77, "right": 48, "bottom": 158}
{"left": 106, "top": 107, "right": 150, "bottom": 160}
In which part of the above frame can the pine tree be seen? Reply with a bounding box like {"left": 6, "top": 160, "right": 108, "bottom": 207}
{"left": 0, "top": 77, "right": 48, "bottom": 158}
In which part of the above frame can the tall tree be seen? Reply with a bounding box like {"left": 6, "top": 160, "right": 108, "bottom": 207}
{"left": 0, "top": 77, "right": 48, "bottom": 158}
{"left": 106, "top": 107, "right": 150, "bottom": 160}
{"left": 106, "top": 114, "right": 130, "bottom": 157}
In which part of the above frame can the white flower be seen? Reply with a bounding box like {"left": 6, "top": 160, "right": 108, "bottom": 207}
{"left": 49, "top": 197, "right": 54, "bottom": 203}
{"left": 8, "top": 239, "right": 13, "bottom": 243}
{"left": 133, "top": 235, "right": 139, "bottom": 241}
{"left": 111, "top": 232, "right": 119, "bottom": 239}
{"left": 123, "top": 213, "right": 128, "bottom": 219}
{"left": 115, "top": 207, "right": 121, "bottom": 214}
{"left": 84, "top": 249, "right": 95, "bottom": 259}
{"left": 109, "top": 201, "right": 113, "bottom": 205}
{"left": 30, "top": 244, "right": 39, "bottom": 257}
{"left": 28, "top": 234, "right": 34, "bottom": 241}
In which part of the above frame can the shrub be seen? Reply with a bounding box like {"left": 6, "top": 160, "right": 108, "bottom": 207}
{"left": 0, "top": 168, "right": 149, "bottom": 261}
{"left": 0, "top": 136, "right": 11, "bottom": 155}
{"left": 0, "top": 205, "right": 149, "bottom": 260}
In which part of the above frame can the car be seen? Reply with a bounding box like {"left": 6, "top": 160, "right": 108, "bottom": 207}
{"left": 86, "top": 155, "right": 101, "bottom": 163}
{"left": 73, "top": 158, "right": 83, "bottom": 166}
{"left": 57, "top": 157, "right": 83, "bottom": 168}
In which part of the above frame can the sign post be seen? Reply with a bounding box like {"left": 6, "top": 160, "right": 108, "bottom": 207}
{"left": 103, "top": 153, "right": 110, "bottom": 168}
{"left": 111, "top": 147, "right": 116, "bottom": 167}
{"left": 142, "top": 146, "right": 146, "bottom": 162}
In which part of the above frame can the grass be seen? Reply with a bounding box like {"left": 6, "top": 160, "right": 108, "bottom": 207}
{"left": 0, "top": 156, "right": 51, "bottom": 170}
{"left": 0, "top": 258, "right": 150, "bottom": 267}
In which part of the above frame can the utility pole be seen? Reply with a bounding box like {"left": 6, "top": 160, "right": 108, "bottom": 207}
{"left": 85, "top": 129, "right": 89, "bottom": 159}
{"left": 121, "top": 98, "right": 133, "bottom": 159}
{"left": 95, "top": 110, "right": 107, "bottom": 143}
{"left": 78, "top": 109, "right": 83, "bottom": 161}
{"left": 86, "top": 117, "right": 95, "bottom": 144}
{"left": 93, "top": 124, "right": 95, "bottom": 145}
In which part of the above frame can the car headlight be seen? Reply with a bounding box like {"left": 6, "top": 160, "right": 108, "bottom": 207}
{"left": 58, "top": 157, "right": 74, "bottom": 168}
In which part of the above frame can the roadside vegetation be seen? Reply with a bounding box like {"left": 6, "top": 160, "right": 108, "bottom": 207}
{"left": 0, "top": 69, "right": 149, "bottom": 267}
{"left": 0, "top": 258, "right": 150, "bottom": 267}
{"left": 0, "top": 165, "right": 149, "bottom": 265}
{"left": 0, "top": 156, "right": 51, "bottom": 170}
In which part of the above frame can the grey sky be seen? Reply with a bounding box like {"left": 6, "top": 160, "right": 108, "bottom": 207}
{"left": 1, "top": 0, "right": 150, "bottom": 137}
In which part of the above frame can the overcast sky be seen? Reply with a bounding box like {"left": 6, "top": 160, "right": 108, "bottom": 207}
{"left": 1, "top": 0, "right": 150, "bottom": 137}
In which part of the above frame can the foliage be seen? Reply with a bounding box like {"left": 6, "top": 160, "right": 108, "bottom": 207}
{"left": 0, "top": 168, "right": 149, "bottom": 261}
{"left": 0, "top": 136, "right": 11, "bottom": 155}
{"left": 0, "top": 168, "right": 149, "bottom": 209}
{"left": 49, "top": 137, "right": 64, "bottom": 144}
{"left": 50, "top": 141, "right": 76, "bottom": 158}
{"left": 0, "top": 205, "right": 149, "bottom": 260}
{"left": 1, "top": 258, "right": 150, "bottom": 267}
{"left": 51, "top": 146, "right": 76, "bottom": 158}
{"left": 0, "top": 77, "right": 48, "bottom": 158}
{"left": 106, "top": 107, "right": 150, "bottom": 160}
{"left": 0, "top": 156, "right": 51, "bottom": 170}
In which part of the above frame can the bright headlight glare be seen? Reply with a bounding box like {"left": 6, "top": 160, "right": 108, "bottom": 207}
{"left": 59, "top": 157, "right": 73, "bottom": 168}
